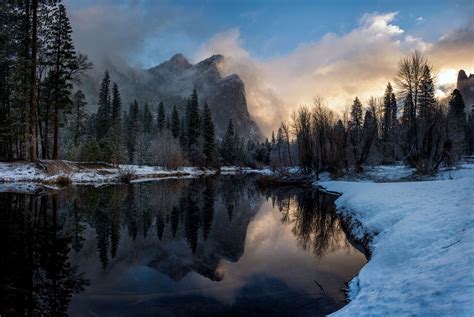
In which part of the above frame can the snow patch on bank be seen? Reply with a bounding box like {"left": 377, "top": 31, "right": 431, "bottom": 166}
{"left": 0, "top": 161, "right": 277, "bottom": 189}
{"left": 320, "top": 164, "right": 474, "bottom": 316}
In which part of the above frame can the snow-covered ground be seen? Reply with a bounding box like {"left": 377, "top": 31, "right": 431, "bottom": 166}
{"left": 1, "top": 160, "right": 473, "bottom": 314}
{"left": 319, "top": 163, "right": 474, "bottom": 316}
{"left": 0, "top": 161, "right": 276, "bottom": 186}
{"left": 0, "top": 161, "right": 207, "bottom": 184}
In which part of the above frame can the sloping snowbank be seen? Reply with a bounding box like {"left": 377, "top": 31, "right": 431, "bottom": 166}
{"left": 320, "top": 164, "right": 474, "bottom": 316}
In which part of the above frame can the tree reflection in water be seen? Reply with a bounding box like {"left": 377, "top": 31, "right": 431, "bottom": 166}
{"left": 55, "top": 176, "right": 254, "bottom": 269}
{"left": 260, "top": 186, "right": 347, "bottom": 258}
{"left": 0, "top": 193, "right": 88, "bottom": 316}
{"left": 0, "top": 176, "right": 363, "bottom": 317}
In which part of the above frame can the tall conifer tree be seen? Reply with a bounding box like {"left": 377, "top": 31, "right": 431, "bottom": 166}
{"left": 157, "top": 101, "right": 165, "bottom": 132}
{"left": 171, "top": 105, "right": 180, "bottom": 138}
{"left": 201, "top": 102, "right": 215, "bottom": 167}
{"left": 187, "top": 88, "right": 200, "bottom": 153}
{"left": 222, "top": 119, "right": 236, "bottom": 165}
{"left": 47, "top": 3, "right": 77, "bottom": 159}
{"left": 96, "top": 70, "right": 111, "bottom": 140}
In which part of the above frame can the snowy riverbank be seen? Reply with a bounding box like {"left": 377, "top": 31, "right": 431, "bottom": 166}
{"left": 319, "top": 163, "right": 474, "bottom": 316}
{"left": 0, "top": 160, "right": 273, "bottom": 186}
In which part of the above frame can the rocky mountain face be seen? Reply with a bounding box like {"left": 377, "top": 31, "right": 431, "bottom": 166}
{"left": 78, "top": 54, "right": 264, "bottom": 140}
{"left": 457, "top": 70, "right": 474, "bottom": 113}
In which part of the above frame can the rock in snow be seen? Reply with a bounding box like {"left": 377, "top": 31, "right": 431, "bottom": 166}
{"left": 320, "top": 163, "right": 474, "bottom": 316}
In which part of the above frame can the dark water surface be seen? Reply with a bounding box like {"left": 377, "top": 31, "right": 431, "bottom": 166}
{"left": 0, "top": 176, "right": 366, "bottom": 317}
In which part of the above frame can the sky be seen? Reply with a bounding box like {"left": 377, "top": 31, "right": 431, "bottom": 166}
{"left": 64, "top": 0, "right": 474, "bottom": 135}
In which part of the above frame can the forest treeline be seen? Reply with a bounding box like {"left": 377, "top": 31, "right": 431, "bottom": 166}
{"left": 0, "top": 0, "right": 273, "bottom": 167}
{"left": 283, "top": 51, "right": 474, "bottom": 176}
{"left": 1, "top": 1, "right": 473, "bottom": 175}
{"left": 0, "top": 1, "right": 91, "bottom": 161}
{"left": 69, "top": 75, "right": 273, "bottom": 168}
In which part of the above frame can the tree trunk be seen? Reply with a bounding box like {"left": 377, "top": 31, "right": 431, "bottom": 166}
{"left": 52, "top": 12, "right": 62, "bottom": 160}
{"left": 29, "top": 0, "right": 38, "bottom": 161}
{"left": 52, "top": 105, "right": 59, "bottom": 159}
{"left": 43, "top": 102, "right": 49, "bottom": 158}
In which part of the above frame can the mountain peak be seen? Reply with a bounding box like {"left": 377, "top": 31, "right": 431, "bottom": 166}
{"left": 458, "top": 69, "right": 468, "bottom": 83}
{"left": 169, "top": 53, "right": 191, "bottom": 68}
{"left": 197, "top": 54, "right": 224, "bottom": 68}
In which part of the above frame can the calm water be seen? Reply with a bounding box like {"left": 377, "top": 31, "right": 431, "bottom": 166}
{"left": 0, "top": 176, "right": 366, "bottom": 317}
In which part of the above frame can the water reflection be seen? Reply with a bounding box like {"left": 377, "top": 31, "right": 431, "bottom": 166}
{"left": 0, "top": 176, "right": 366, "bottom": 316}
{"left": 0, "top": 193, "right": 88, "bottom": 316}
{"left": 261, "top": 187, "right": 343, "bottom": 258}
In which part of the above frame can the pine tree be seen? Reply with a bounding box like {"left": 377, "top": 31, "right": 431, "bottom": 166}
{"left": 110, "top": 82, "right": 122, "bottom": 159}
{"left": 349, "top": 97, "right": 363, "bottom": 131}
{"left": 70, "top": 90, "right": 87, "bottom": 147}
{"left": 111, "top": 82, "right": 121, "bottom": 128}
{"left": 222, "top": 119, "right": 236, "bottom": 165}
{"left": 179, "top": 120, "right": 187, "bottom": 149}
{"left": 348, "top": 97, "right": 363, "bottom": 163}
{"left": 143, "top": 103, "right": 153, "bottom": 134}
{"left": 447, "top": 89, "right": 466, "bottom": 161}
{"left": 0, "top": 2, "right": 22, "bottom": 160}
{"left": 276, "top": 127, "right": 284, "bottom": 165}
{"left": 418, "top": 65, "right": 436, "bottom": 122}
{"left": 390, "top": 89, "right": 398, "bottom": 136}
{"left": 467, "top": 110, "right": 474, "bottom": 155}
{"left": 126, "top": 100, "right": 140, "bottom": 163}
{"left": 381, "top": 83, "right": 398, "bottom": 161}
{"left": 157, "top": 101, "right": 165, "bottom": 132}
{"left": 187, "top": 88, "right": 201, "bottom": 156}
{"left": 382, "top": 83, "right": 394, "bottom": 141}
{"left": 171, "top": 105, "right": 180, "bottom": 138}
{"left": 29, "top": 0, "right": 39, "bottom": 161}
{"left": 96, "top": 70, "right": 111, "bottom": 140}
{"left": 201, "top": 103, "right": 215, "bottom": 167}
{"left": 47, "top": 3, "right": 77, "bottom": 159}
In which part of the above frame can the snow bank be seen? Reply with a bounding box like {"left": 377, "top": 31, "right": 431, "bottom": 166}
{"left": 0, "top": 161, "right": 277, "bottom": 187}
{"left": 0, "top": 161, "right": 215, "bottom": 184}
{"left": 320, "top": 164, "right": 474, "bottom": 316}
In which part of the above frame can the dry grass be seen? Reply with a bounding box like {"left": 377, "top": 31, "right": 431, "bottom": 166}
{"left": 40, "top": 174, "right": 72, "bottom": 187}
{"left": 118, "top": 166, "right": 137, "bottom": 183}
{"left": 96, "top": 169, "right": 114, "bottom": 175}
{"left": 36, "top": 160, "right": 78, "bottom": 175}
{"left": 54, "top": 175, "right": 72, "bottom": 186}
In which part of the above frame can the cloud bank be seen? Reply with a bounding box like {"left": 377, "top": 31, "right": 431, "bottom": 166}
{"left": 196, "top": 13, "right": 474, "bottom": 135}
{"left": 65, "top": 0, "right": 204, "bottom": 68}
{"left": 65, "top": 1, "right": 473, "bottom": 136}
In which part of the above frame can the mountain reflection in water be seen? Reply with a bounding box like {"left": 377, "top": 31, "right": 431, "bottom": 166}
{"left": 0, "top": 176, "right": 366, "bottom": 317}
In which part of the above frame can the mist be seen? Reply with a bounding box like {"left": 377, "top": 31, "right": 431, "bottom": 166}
{"left": 65, "top": 1, "right": 474, "bottom": 136}
{"left": 196, "top": 13, "right": 474, "bottom": 135}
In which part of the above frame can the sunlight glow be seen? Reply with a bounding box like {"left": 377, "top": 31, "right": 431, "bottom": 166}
{"left": 437, "top": 68, "right": 458, "bottom": 86}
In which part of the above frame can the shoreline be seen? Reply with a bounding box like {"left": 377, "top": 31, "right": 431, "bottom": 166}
{"left": 0, "top": 160, "right": 274, "bottom": 187}
{"left": 318, "top": 163, "right": 474, "bottom": 316}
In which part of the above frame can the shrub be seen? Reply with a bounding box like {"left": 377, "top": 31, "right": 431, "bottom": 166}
{"left": 118, "top": 166, "right": 136, "bottom": 183}
{"left": 56, "top": 175, "right": 72, "bottom": 186}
